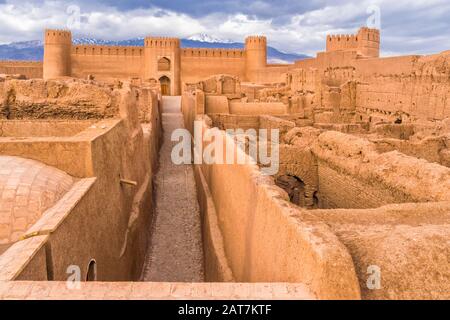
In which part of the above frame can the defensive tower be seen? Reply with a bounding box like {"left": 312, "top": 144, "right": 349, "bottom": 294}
{"left": 326, "top": 27, "right": 380, "bottom": 58}
{"left": 43, "top": 29, "right": 72, "bottom": 79}
{"left": 245, "top": 36, "right": 267, "bottom": 82}
{"left": 357, "top": 27, "right": 380, "bottom": 58}
{"left": 144, "top": 37, "right": 181, "bottom": 95}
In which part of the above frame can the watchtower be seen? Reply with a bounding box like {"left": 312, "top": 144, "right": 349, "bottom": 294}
{"left": 325, "top": 27, "right": 380, "bottom": 58}
{"left": 357, "top": 27, "right": 380, "bottom": 58}
{"left": 43, "top": 29, "right": 72, "bottom": 79}
{"left": 245, "top": 36, "right": 267, "bottom": 82}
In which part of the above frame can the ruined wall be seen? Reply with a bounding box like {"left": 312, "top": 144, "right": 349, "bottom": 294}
{"left": 371, "top": 134, "right": 450, "bottom": 167}
{"left": 205, "top": 96, "right": 229, "bottom": 114}
{"left": 299, "top": 202, "right": 450, "bottom": 299}
{"left": 229, "top": 102, "right": 287, "bottom": 115}
{"left": 286, "top": 130, "right": 450, "bottom": 208}
{"left": 180, "top": 95, "right": 361, "bottom": 298}
{"left": 0, "top": 81, "right": 161, "bottom": 282}
{"left": 0, "top": 61, "right": 43, "bottom": 79}
{"left": 289, "top": 45, "right": 450, "bottom": 124}
{"left": 0, "top": 79, "right": 122, "bottom": 120}
{"left": 355, "top": 53, "right": 450, "bottom": 121}
{"left": 0, "top": 120, "right": 94, "bottom": 137}
{"left": 191, "top": 117, "right": 361, "bottom": 299}
{"left": 209, "top": 114, "right": 260, "bottom": 130}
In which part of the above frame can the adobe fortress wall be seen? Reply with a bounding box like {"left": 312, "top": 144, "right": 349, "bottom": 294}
{"left": 1, "top": 29, "right": 296, "bottom": 86}
{"left": 37, "top": 29, "right": 291, "bottom": 88}
{"left": 180, "top": 48, "right": 246, "bottom": 84}
{"left": 71, "top": 45, "right": 144, "bottom": 80}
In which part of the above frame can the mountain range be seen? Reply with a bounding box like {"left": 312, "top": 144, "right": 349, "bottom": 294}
{"left": 0, "top": 36, "right": 309, "bottom": 64}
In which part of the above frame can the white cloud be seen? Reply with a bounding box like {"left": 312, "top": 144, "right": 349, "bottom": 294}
{"left": 0, "top": 1, "right": 205, "bottom": 43}
{"left": 0, "top": 0, "right": 449, "bottom": 56}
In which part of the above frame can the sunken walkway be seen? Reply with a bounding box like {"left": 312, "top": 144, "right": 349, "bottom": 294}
{"left": 141, "top": 96, "right": 205, "bottom": 282}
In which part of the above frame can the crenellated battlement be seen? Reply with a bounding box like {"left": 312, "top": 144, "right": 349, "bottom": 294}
{"left": 327, "top": 33, "right": 359, "bottom": 51}
{"left": 327, "top": 34, "right": 358, "bottom": 46}
{"left": 181, "top": 48, "right": 244, "bottom": 58}
{"left": 245, "top": 36, "right": 267, "bottom": 46}
{"left": 357, "top": 27, "right": 380, "bottom": 42}
{"left": 326, "top": 27, "right": 380, "bottom": 58}
{"left": 244, "top": 35, "right": 267, "bottom": 81}
{"left": 145, "top": 37, "right": 181, "bottom": 48}
{"left": 72, "top": 45, "right": 144, "bottom": 57}
{"left": 45, "top": 29, "right": 72, "bottom": 45}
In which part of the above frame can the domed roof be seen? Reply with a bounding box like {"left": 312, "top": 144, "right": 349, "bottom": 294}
{"left": 0, "top": 156, "right": 74, "bottom": 245}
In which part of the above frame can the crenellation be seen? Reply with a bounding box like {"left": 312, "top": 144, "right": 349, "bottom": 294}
{"left": 72, "top": 45, "right": 144, "bottom": 56}
{"left": 181, "top": 48, "right": 244, "bottom": 58}
{"left": 326, "top": 27, "right": 379, "bottom": 58}
{"left": 145, "top": 37, "right": 181, "bottom": 48}
{"left": 44, "top": 29, "right": 72, "bottom": 45}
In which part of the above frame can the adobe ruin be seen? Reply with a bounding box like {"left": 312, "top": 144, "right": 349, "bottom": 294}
{"left": 0, "top": 26, "right": 448, "bottom": 300}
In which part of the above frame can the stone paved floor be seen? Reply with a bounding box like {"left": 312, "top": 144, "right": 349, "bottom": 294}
{"left": 141, "top": 96, "right": 205, "bottom": 282}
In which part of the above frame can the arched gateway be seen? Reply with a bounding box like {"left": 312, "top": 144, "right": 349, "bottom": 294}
{"left": 159, "top": 76, "right": 171, "bottom": 96}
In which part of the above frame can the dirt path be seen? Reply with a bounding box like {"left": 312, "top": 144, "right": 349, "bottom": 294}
{"left": 141, "top": 96, "right": 205, "bottom": 282}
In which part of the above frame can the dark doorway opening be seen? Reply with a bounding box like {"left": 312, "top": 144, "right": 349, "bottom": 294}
{"left": 275, "top": 175, "right": 307, "bottom": 207}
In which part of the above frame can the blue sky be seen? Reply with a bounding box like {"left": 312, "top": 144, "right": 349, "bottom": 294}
{"left": 0, "top": 0, "right": 449, "bottom": 56}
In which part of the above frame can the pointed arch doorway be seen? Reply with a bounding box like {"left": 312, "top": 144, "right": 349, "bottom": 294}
{"left": 159, "top": 76, "right": 171, "bottom": 96}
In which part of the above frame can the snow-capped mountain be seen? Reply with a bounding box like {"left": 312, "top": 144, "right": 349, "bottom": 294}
{"left": 187, "top": 34, "right": 232, "bottom": 44}
{"left": 72, "top": 38, "right": 146, "bottom": 46}
{"left": 0, "top": 36, "right": 310, "bottom": 63}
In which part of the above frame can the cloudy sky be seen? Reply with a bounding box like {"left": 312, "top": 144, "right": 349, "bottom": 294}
{"left": 0, "top": 0, "right": 449, "bottom": 56}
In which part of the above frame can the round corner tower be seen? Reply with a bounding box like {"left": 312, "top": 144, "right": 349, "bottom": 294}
{"left": 245, "top": 36, "right": 267, "bottom": 82}
{"left": 43, "top": 29, "right": 72, "bottom": 80}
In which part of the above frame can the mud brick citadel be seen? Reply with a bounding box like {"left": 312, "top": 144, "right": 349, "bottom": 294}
{"left": 0, "top": 25, "right": 448, "bottom": 300}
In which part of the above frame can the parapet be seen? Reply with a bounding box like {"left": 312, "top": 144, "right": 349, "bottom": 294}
{"left": 326, "top": 27, "right": 380, "bottom": 58}
{"left": 357, "top": 27, "right": 380, "bottom": 42}
{"left": 326, "top": 34, "right": 359, "bottom": 52}
{"left": 72, "top": 45, "right": 144, "bottom": 56}
{"left": 44, "top": 29, "right": 72, "bottom": 45}
{"left": 181, "top": 48, "right": 244, "bottom": 58}
{"left": 145, "top": 37, "right": 181, "bottom": 48}
{"left": 245, "top": 36, "right": 267, "bottom": 47}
